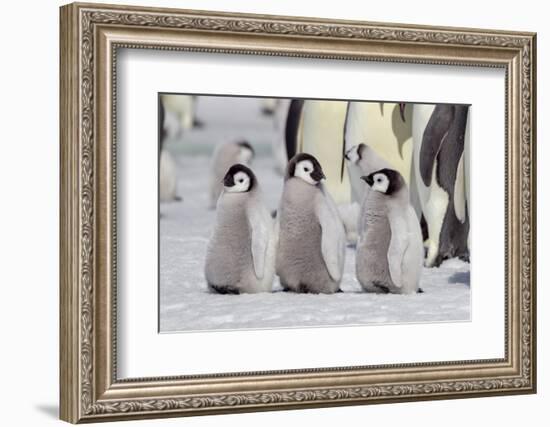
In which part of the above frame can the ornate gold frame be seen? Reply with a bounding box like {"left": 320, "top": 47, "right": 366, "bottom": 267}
{"left": 59, "top": 2, "right": 537, "bottom": 423}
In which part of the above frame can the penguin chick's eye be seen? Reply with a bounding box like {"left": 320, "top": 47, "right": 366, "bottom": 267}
{"left": 376, "top": 177, "right": 382, "bottom": 183}
{"left": 238, "top": 179, "right": 244, "bottom": 183}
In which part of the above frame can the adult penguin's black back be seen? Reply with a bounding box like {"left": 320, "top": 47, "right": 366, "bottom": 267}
{"left": 284, "top": 99, "right": 304, "bottom": 161}
{"left": 159, "top": 96, "right": 166, "bottom": 151}
{"left": 420, "top": 104, "right": 470, "bottom": 265}
{"left": 437, "top": 105, "right": 469, "bottom": 263}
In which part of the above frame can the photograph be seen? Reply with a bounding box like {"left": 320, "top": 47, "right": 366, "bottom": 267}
{"left": 58, "top": 2, "right": 536, "bottom": 422}
{"left": 159, "top": 94, "right": 471, "bottom": 332}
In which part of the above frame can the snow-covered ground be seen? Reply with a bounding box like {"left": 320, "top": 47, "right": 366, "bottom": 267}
{"left": 159, "top": 96, "right": 470, "bottom": 333}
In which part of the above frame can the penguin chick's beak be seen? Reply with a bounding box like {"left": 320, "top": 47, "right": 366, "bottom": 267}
{"left": 223, "top": 174, "right": 234, "bottom": 188}
{"left": 361, "top": 175, "right": 374, "bottom": 186}
{"left": 344, "top": 151, "right": 350, "bottom": 161}
{"left": 311, "top": 169, "right": 326, "bottom": 182}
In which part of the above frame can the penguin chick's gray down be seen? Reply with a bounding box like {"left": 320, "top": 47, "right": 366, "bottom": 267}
{"left": 356, "top": 168, "right": 423, "bottom": 294}
{"left": 209, "top": 141, "right": 254, "bottom": 209}
{"left": 276, "top": 153, "right": 346, "bottom": 294}
{"left": 205, "top": 164, "right": 276, "bottom": 294}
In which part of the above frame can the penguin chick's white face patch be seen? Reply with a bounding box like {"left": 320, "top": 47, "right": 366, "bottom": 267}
{"left": 238, "top": 147, "right": 254, "bottom": 164}
{"left": 294, "top": 160, "right": 319, "bottom": 185}
{"left": 345, "top": 145, "right": 361, "bottom": 164}
{"left": 225, "top": 171, "right": 250, "bottom": 193}
{"left": 371, "top": 173, "right": 390, "bottom": 194}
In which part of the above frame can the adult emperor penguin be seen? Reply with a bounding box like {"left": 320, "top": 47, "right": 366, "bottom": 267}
{"left": 411, "top": 104, "right": 469, "bottom": 267}
{"left": 204, "top": 164, "right": 276, "bottom": 294}
{"left": 208, "top": 141, "right": 255, "bottom": 209}
{"left": 159, "top": 98, "right": 180, "bottom": 203}
{"left": 344, "top": 103, "right": 414, "bottom": 186}
{"left": 356, "top": 168, "right": 423, "bottom": 294}
{"left": 464, "top": 113, "right": 471, "bottom": 251}
{"left": 301, "top": 100, "right": 351, "bottom": 205}
{"left": 269, "top": 98, "right": 291, "bottom": 175}
{"left": 276, "top": 153, "right": 346, "bottom": 294}
{"left": 299, "top": 100, "right": 361, "bottom": 245}
{"left": 161, "top": 94, "right": 201, "bottom": 134}
{"left": 343, "top": 101, "right": 424, "bottom": 217}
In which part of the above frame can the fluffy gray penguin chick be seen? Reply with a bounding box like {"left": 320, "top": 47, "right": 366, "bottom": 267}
{"left": 356, "top": 168, "right": 423, "bottom": 295}
{"left": 205, "top": 164, "right": 276, "bottom": 294}
{"left": 276, "top": 153, "right": 346, "bottom": 294}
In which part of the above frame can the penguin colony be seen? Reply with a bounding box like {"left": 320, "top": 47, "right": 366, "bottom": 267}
{"left": 161, "top": 97, "right": 470, "bottom": 295}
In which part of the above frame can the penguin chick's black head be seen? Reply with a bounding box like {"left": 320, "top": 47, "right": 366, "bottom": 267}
{"left": 286, "top": 153, "right": 326, "bottom": 185}
{"left": 361, "top": 168, "right": 404, "bottom": 195}
{"left": 223, "top": 164, "right": 256, "bottom": 193}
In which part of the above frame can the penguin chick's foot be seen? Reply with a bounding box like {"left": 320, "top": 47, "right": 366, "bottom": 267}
{"left": 373, "top": 282, "right": 391, "bottom": 294}
{"left": 208, "top": 284, "right": 241, "bottom": 295}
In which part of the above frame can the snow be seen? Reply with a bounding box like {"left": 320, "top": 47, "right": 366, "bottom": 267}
{"left": 159, "top": 96, "right": 470, "bottom": 333}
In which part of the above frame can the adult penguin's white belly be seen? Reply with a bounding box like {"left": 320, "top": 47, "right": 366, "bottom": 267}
{"left": 161, "top": 94, "right": 195, "bottom": 131}
{"left": 301, "top": 100, "right": 351, "bottom": 205}
{"left": 159, "top": 149, "right": 177, "bottom": 202}
{"left": 346, "top": 102, "right": 414, "bottom": 185}
{"left": 411, "top": 103, "right": 436, "bottom": 214}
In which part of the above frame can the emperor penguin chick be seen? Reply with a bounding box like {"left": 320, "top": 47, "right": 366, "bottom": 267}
{"left": 356, "top": 168, "right": 423, "bottom": 295}
{"left": 205, "top": 164, "right": 276, "bottom": 294}
{"left": 209, "top": 141, "right": 254, "bottom": 209}
{"left": 276, "top": 153, "right": 346, "bottom": 294}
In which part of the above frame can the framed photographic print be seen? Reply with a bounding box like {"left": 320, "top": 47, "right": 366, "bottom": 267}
{"left": 60, "top": 2, "right": 537, "bottom": 423}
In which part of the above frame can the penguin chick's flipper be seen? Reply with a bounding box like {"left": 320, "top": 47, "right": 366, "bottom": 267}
{"left": 387, "top": 212, "right": 409, "bottom": 289}
{"left": 209, "top": 284, "right": 240, "bottom": 295}
{"left": 316, "top": 189, "right": 346, "bottom": 282}
{"left": 247, "top": 205, "right": 269, "bottom": 280}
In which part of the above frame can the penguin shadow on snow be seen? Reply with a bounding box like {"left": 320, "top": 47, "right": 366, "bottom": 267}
{"left": 447, "top": 271, "right": 470, "bottom": 287}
